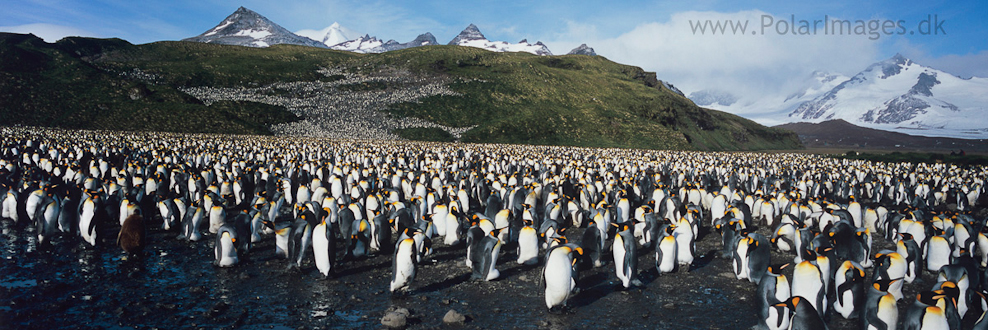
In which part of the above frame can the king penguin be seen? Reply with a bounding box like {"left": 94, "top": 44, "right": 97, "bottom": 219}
{"left": 833, "top": 260, "right": 865, "bottom": 319}
{"left": 79, "top": 192, "right": 102, "bottom": 247}
{"left": 903, "top": 291, "right": 949, "bottom": 330}
{"left": 470, "top": 229, "right": 503, "bottom": 281}
{"left": 516, "top": 219, "right": 539, "bottom": 265}
{"left": 581, "top": 219, "right": 606, "bottom": 268}
{"left": 543, "top": 243, "right": 583, "bottom": 311}
{"left": 758, "top": 263, "right": 792, "bottom": 330}
{"left": 390, "top": 237, "right": 417, "bottom": 294}
{"left": 181, "top": 202, "right": 206, "bottom": 241}
{"left": 312, "top": 215, "right": 335, "bottom": 278}
{"left": 214, "top": 223, "right": 239, "bottom": 267}
{"left": 288, "top": 213, "right": 315, "bottom": 269}
{"left": 775, "top": 296, "right": 828, "bottom": 330}
{"left": 861, "top": 278, "right": 898, "bottom": 330}
{"left": 791, "top": 259, "right": 828, "bottom": 319}
{"left": 655, "top": 224, "right": 678, "bottom": 275}
{"left": 263, "top": 219, "right": 293, "bottom": 258}
{"left": 613, "top": 222, "right": 642, "bottom": 288}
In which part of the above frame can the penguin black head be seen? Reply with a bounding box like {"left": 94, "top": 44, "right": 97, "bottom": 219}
{"left": 916, "top": 290, "right": 947, "bottom": 306}
{"left": 872, "top": 278, "right": 895, "bottom": 292}
{"left": 775, "top": 296, "right": 802, "bottom": 310}
{"left": 937, "top": 281, "right": 960, "bottom": 301}
{"left": 767, "top": 263, "right": 791, "bottom": 275}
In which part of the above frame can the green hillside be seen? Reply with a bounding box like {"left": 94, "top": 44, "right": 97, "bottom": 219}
{"left": 0, "top": 33, "right": 800, "bottom": 150}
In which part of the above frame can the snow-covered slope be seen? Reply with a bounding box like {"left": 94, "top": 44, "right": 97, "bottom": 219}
{"left": 691, "top": 71, "right": 849, "bottom": 125}
{"left": 295, "top": 22, "right": 358, "bottom": 47}
{"left": 329, "top": 32, "right": 438, "bottom": 53}
{"left": 789, "top": 54, "right": 988, "bottom": 138}
{"left": 183, "top": 7, "right": 326, "bottom": 48}
{"left": 368, "top": 33, "right": 439, "bottom": 53}
{"left": 447, "top": 24, "right": 552, "bottom": 56}
{"left": 330, "top": 34, "right": 384, "bottom": 52}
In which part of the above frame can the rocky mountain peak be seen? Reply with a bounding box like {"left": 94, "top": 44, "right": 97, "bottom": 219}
{"left": 448, "top": 24, "right": 486, "bottom": 45}
{"left": 183, "top": 7, "right": 325, "bottom": 48}
{"left": 567, "top": 44, "right": 596, "bottom": 56}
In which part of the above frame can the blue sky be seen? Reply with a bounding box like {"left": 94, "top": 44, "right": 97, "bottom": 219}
{"left": 3, "top": 0, "right": 986, "bottom": 98}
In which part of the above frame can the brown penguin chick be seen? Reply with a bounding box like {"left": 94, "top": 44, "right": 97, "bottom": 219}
{"left": 118, "top": 214, "right": 146, "bottom": 254}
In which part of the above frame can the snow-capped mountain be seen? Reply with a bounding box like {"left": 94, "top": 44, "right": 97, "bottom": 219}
{"left": 447, "top": 24, "right": 552, "bottom": 56}
{"left": 183, "top": 7, "right": 326, "bottom": 48}
{"left": 295, "top": 22, "right": 358, "bottom": 47}
{"left": 789, "top": 54, "right": 988, "bottom": 139}
{"left": 691, "top": 71, "right": 849, "bottom": 126}
{"left": 368, "top": 33, "right": 439, "bottom": 53}
{"left": 567, "top": 44, "right": 596, "bottom": 56}
{"left": 329, "top": 32, "right": 438, "bottom": 53}
{"left": 330, "top": 34, "right": 385, "bottom": 52}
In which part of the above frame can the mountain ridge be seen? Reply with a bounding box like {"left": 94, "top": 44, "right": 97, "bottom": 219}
{"left": 0, "top": 32, "right": 800, "bottom": 151}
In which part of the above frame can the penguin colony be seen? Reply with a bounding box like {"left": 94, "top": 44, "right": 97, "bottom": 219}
{"left": 178, "top": 66, "right": 472, "bottom": 140}
{"left": 1, "top": 126, "right": 987, "bottom": 329}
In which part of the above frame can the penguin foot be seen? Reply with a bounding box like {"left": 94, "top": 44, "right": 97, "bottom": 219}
{"left": 547, "top": 306, "right": 572, "bottom": 314}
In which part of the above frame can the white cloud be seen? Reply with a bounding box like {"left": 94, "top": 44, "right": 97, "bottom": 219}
{"left": 546, "top": 10, "right": 884, "bottom": 103}
{"left": 0, "top": 23, "right": 98, "bottom": 42}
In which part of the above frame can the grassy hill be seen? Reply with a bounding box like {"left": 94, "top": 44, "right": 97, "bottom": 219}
{"left": 0, "top": 33, "right": 800, "bottom": 151}
{"left": 0, "top": 34, "right": 299, "bottom": 134}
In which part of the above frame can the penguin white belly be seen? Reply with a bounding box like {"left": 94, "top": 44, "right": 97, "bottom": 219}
{"left": 433, "top": 209, "right": 448, "bottom": 238}
{"left": 766, "top": 306, "right": 790, "bottom": 330}
{"left": 25, "top": 192, "right": 41, "bottom": 221}
{"left": 920, "top": 309, "right": 949, "bottom": 330}
{"left": 633, "top": 221, "right": 646, "bottom": 242}
{"left": 656, "top": 236, "right": 677, "bottom": 274}
{"left": 216, "top": 236, "right": 238, "bottom": 267}
{"left": 925, "top": 237, "right": 951, "bottom": 272}
{"left": 209, "top": 207, "right": 225, "bottom": 234}
{"left": 80, "top": 201, "right": 97, "bottom": 246}
{"left": 1, "top": 193, "right": 16, "bottom": 220}
{"left": 760, "top": 203, "right": 775, "bottom": 226}
{"left": 275, "top": 231, "right": 290, "bottom": 258}
{"left": 887, "top": 278, "right": 904, "bottom": 300}
{"left": 833, "top": 289, "right": 855, "bottom": 318}
{"left": 250, "top": 214, "right": 264, "bottom": 243}
{"left": 544, "top": 250, "right": 574, "bottom": 308}
{"left": 867, "top": 295, "right": 898, "bottom": 330}
{"left": 444, "top": 213, "right": 460, "bottom": 245}
{"left": 978, "top": 233, "right": 988, "bottom": 267}
{"left": 792, "top": 263, "right": 826, "bottom": 317}
{"left": 774, "top": 276, "right": 791, "bottom": 304}
{"left": 391, "top": 239, "right": 416, "bottom": 293}
{"left": 613, "top": 235, "right": 628, "bottom": 284}
{"left": 815, "top": 257, "right": 832, "bottom": 295}
{"left": 485, "top": 240, "right": 502, "bottom": 281}
{"left": 313, "top": 223, "right": 331, "bottom": 276}
{"left": 516, "top": 227, "right": 539, "bottom": 265}
{"left": 674, "top": 231, "right": 694, "bottom": 267}
{"left": 734, "top": 240, "right": 751, "bottom": 280}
